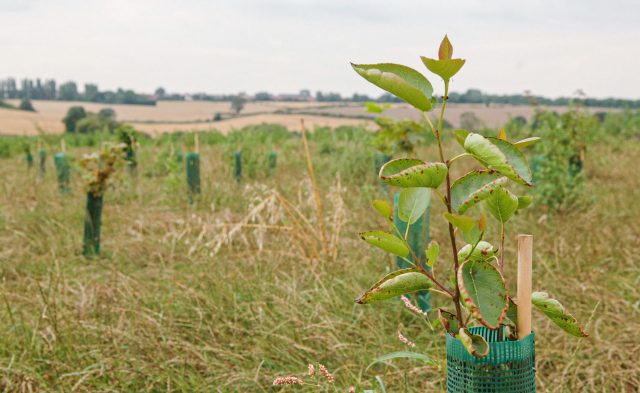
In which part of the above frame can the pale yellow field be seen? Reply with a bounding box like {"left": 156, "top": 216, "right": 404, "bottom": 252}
{"left": 0, "top": 99, "right": 614, "bottom": 136}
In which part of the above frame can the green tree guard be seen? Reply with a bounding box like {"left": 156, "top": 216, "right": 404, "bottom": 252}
{"left": 26, "top": 150, "right": 34, "bottom": 169}
{"left": 126, "top": 148, "right": 137, "bottom": 176}
{"left": 446, "top": 327, "right": 536, "bottom": 392}
{"left": 83, "top": 192, "right": 103, "bottom": 256}
{"left": 268, "top": 150, "right": 277, "bottom": 175}
{"left": 54, "top": 152, "right": 70, "bottom": 194}
{"left": 234, "top": 150, "right": 242, "bottom": 182}
{"left": 374, "top": 152, "right": 392, "bottom": 175}
{"left": 38, "top": 149, "right": 46, "bottom": 177}
{"left": 186, "top": 152, "right": 201, "bottom": 202}
{"left": 394, "top": 191, "right": 432, "bottom": 312}
{"left": 175, "top": 149, "right": 184, "bottom": 163}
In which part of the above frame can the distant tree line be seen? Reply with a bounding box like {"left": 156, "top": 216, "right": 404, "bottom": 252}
{"left": 0, "top": 77, "right": 156, "bottom": 106}
{"left": 3, "top": 77, "right": 637, "bottom": 109}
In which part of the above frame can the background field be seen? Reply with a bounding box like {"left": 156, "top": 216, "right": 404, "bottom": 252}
{"left": 0, "top": 99, "right": 617, "bottom": 136}
{"left": 0, "top": 121, "right": 638, "bottom": 392}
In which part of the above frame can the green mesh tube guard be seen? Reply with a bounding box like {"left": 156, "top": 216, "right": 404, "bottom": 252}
{"left": 54, "top": 152, "right": 70, "bottom": 194}
{"left": 394, "top": 191, "right": 432, "bottom": 312}
{"left": 83, "top": 193, "right": 103, "bottom": 256}
{"left": 26, "top": 152, "right": 34, "bottom": 169}
{"left": 126, "top": 148, "right": 137, "bottom": 176}
{"left": 186, "top": 152, "right": 201, "bottom": 202}
{"left": 234, "top": 150, "right": 242, "bottom": 182}
{"left": 446, "top": 327, "right": 536, "bottom": 392}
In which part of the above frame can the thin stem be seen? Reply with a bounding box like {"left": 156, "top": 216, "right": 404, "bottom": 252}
{"left": 425, "top": 80, "right": 465, "bottom": 327}
{"left": 499, "top": 222, "right": 505, "bottom": 275}
{"left": 448, "top": 153, "right": 470, "bottom": 166}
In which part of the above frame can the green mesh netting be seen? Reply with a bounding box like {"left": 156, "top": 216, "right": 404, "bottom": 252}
{"left": 394, "top": 191, "right": 432, "bottom": 312}
{"left": 83, "top": 193, "right": 103, "bottom": 256}
{"left": 54, "top": 152, "right": 70, "bottom": 194}
{"left": 186, "top": 152, "right": 201, "bottom": 198}
{"left": 446, "top": 327, "right": 536, "bottom": 393}
{"left": 234, "top": 150, "right": 242, "bottom": 182}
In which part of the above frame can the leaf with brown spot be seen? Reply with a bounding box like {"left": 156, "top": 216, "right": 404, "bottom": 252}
{"left": 379, "top": 158, "right": 447, "bottom": 188}
{"left": 438, "top": 309, "right": 458, "bottom": 334}
{"left": 355, "top": 268, "right": 432, "bottom": 304}
{"left": 532, "top": 292, "right": 589, "bottom": 337}
{"left": 458, "top": 328, "right": 489, "bottom": 358}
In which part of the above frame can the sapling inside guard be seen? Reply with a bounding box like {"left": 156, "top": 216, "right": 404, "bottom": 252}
{"left": 351, "top": 36, "right": 588, "bottom": 389}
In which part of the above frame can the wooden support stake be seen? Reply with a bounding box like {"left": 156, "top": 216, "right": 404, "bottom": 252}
{"left": 61, "top": 139, "right": 66, "bottom": 153}
{"left": 517, "top": 234, "right": 533, "bottom": 339}
{"left": 194, "top": 133, "right": 200, "bottom": 153}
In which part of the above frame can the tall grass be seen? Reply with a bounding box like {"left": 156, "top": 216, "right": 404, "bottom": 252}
{"left": 0, "top": 122, "right": 638, "bottom": 391}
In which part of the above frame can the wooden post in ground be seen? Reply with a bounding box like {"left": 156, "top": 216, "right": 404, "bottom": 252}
{"left": 517, "top": 234, "right": 533, "bottom": 339}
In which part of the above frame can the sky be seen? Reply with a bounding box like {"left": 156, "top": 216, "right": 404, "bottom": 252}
{"left": 1, "top": 0, "right": 639, "bottom": 99}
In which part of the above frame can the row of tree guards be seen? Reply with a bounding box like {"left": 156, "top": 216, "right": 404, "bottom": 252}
{"left": 23, "top": 134, "right": 279, "bottom": 257}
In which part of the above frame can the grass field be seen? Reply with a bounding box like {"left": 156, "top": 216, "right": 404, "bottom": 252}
{"left": 0, "top": 99, "right": 617, "bottom": 136}
{"left": 0, "top": 121, "right": 638, "bottom": 392}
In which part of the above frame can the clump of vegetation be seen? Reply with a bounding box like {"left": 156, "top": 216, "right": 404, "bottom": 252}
{"left": 64, "top": 106, "right": 120, "bottom": 133}
{"left": 523, "top": 103, "right": 598, "bottom": 211}
{"left": 18, "top": 98, "right": 35, "bottom": 112}
{"left": 366, "top": 102, "right": 430, "bottom": 157}
{"left": 350, "top": 35, "right": 588, "bottom": 365}
{"left": 78, "top": 143, "right": 127, "bottom": 256}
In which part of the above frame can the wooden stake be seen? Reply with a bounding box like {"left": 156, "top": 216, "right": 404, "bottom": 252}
{"left": 194, "top": 133, "right": 200, "bottom": 153}
{"left": 61, "top": 139, "right": 66, "bottom": 153}
{"left": 517, "top": 234, "right": 533, "bottom": 339}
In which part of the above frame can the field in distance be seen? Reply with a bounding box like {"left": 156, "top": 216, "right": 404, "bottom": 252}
{"left": 0, "top": 99, "right": 615, "bottom": 135}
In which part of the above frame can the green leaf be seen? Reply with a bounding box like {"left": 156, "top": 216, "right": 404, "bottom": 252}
{"left": 443, "top": 212, "right": 475, "bottom": 233}
{"left": 439, "top": 35, "right": 454, "bottom": 60}
{"left": 513, "top": 137, "right": 541, "bottom": 149}
{"left": 463, "top": 133, "right": 533, "bottom": 186}
{"left": 421, "top": 58, "right": 466, "bottom": 81}
{"left": 438, "top": 308, "right": 458, "bottom": 334}
{"left": 426, "top": 241, "right": 439, "bottom": 268}
{"left": 444, "top": 213, "right": 484, "bottom": 244}
{"left": 360, "top": 230, "right": 410, "bottom": 257}
{"left": 458, "top": 260, "right": 508, "bottom": 329}
{"left": 450, "top": 170, "right": 508, "bottom": 214}
{"left": 453, "top": 129, "right": 469, "bottom": 147}
{"left": 379, "top": 158, "right": 447, "bottom": 188}
{"left": 485, "top": 187, "right": 519, "bottom": 223}
{"left": 532, "top": 292, "right": 589, "bottom": 337}
{"left": 372, "top": 199, "right": 393, "bottom": 220}
{"left": 398, "top": 188, "right": 431, "bottom": 224}
{"left": 351, "top": 63, "right": 434, "bottom": 111}
{"left": 517, "top": 195, "right": 533, "bottom": 210}
{"left": 355, "top": 268, "right": 432, "bottom": 304}
{"left": 458, "top": 328, "right": 489, "bottom": 358}
{"left": 366, "top": 351, "right": 436, "bottom": 371}
{"left": 457, "top": 241, "right": 496, "bottom": 262}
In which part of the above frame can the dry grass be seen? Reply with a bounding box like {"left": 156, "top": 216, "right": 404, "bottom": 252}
{"left": 0, "top": 134, "right": 638, "bottom": 392}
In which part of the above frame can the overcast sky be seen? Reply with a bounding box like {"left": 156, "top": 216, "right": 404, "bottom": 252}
{"left": 1, "top": 0, "right": 639, "bottom": 99}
